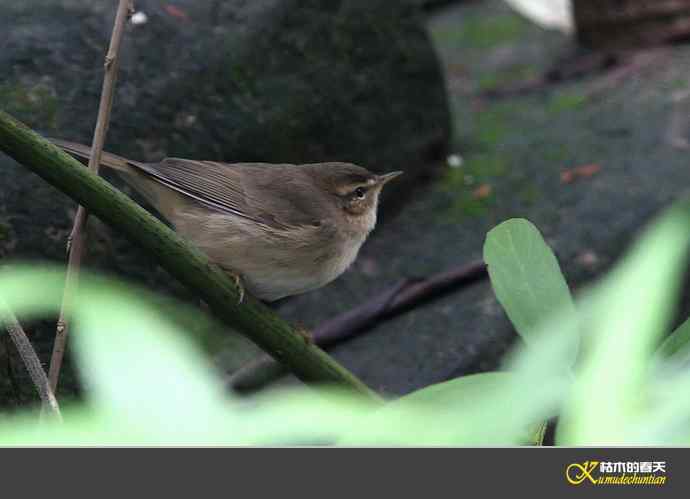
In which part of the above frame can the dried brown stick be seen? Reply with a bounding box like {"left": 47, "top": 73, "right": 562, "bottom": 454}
{"left": 481, "top": 48, "right": 666, "bottom": 100}
{"left": 228, "top": 260, "right": 488, "bottom": 392}
{"left": 0, "top": 299, "right": 62, "bottom": 421}
{"left": 48, "top": 0, "right": 133, "bottom": 395}
{"left": 582, "top": 49, "right": 667, "bottom": 100}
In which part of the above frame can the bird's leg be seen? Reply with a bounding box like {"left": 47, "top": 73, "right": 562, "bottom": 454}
{"left": 217, "top": 265, "right": 246, "bottom": 304}
{"left": 228, "top": 271, "right": 245, "bottom": 304}
{"left": 294, "top": 322, "right": 314, "bottom": 344}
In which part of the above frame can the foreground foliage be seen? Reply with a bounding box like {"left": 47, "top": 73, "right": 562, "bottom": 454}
{"left": 2, "top": 201, "right": 690, "bottom": 445}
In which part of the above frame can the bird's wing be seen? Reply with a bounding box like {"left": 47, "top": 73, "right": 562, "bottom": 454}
{"left": 134, "top": 158, "right": 326, "bottom": 230}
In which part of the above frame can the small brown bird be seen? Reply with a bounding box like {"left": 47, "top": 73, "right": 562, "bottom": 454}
{"left": 53, "top": 140, "right": 402, "bottom": 302}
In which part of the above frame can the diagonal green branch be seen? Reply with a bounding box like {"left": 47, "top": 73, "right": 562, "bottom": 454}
{"left": 0, "top": 110, "right": 380, "bottom": 402}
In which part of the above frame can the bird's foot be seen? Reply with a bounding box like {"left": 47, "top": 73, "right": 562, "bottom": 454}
{"left": 229, "top": 272, "right": 245, "bottom": 305}
{"left": 295, "top": 323, "right": 314, "bottom": 344}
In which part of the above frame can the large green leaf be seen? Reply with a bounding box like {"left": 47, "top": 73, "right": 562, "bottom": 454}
{"left": 483, "top": 219, "right": 577, "bottom": 363}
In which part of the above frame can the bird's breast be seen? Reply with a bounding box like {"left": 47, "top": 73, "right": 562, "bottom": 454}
{"left": 220, "top": 223, "right": 369, "bottom": 301}
{"left": 314, "top": 230, "right": 367, "bottom": 284}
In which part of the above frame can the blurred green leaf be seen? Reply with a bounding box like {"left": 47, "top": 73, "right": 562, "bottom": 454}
{"left": 558, "top": 202, "right": 690, "bottom": 444}
{"left": 0, "top": 267, "right": 375, "bottom": 445}
{"left": 0, "top": 268, "right": 232, "bottom": 444}
{"left": 484, "top": 218, "right": 577, "bottom": 364}
{"left": 657, "top": 317, "right": 690, "bottom": 359}
{"left": 339, "top": 373, "right": 550, "bottom": 445}
{"left": 633, "top": 373, "right": 690, "bottom": 445}
{"left": 5, "top": 196, "right": 690, "bottom": 447}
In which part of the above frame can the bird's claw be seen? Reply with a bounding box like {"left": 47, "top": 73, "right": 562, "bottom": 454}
{"left": 231, "top": 273, "right": 245, "bottom": 305}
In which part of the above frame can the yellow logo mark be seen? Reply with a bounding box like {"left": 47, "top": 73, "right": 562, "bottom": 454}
{"left": 566, "top": 461, "right": 600, "bottom": 485}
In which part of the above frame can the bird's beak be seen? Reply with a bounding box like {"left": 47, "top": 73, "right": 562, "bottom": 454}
{"left": 377, "top": 171, "right": 404, "bottom": 185}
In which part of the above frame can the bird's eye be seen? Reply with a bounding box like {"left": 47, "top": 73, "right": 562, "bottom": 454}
{"left": 354, "top": 187, "right": 367, "bottom": 199}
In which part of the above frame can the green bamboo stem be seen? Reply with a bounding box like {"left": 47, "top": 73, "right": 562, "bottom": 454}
{"left": 0, "top": 110, "right": 381, "bottom": 402}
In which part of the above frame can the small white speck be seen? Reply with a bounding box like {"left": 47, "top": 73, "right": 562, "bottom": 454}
{"left": 131, "top": 11, "right": 148, "bottom": 25}
{"left": 447, "top": 154, "right": 463, "bottom": 168}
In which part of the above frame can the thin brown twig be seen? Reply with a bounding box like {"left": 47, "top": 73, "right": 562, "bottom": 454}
{"left": 0, "top": 298, "right": 62, "bottom": 421}
{"left": 481, "top": 48, "right": 667, "bottom": 101}
{"left": 47, "top": 0, "right": 133, "bottom": 396}
{"left": 227, "top": 260, "right": 488, "bottom": 392}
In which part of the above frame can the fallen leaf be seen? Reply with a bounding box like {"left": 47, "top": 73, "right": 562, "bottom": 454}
{"left": 473, "top": 184, "right": 492, "bottom": 199}
{"left": 575, "top": 250, "right": 600, "bottom": 269}
{"left": 561, "top": 163, "right": 601, "bottom": 184}
{"left": 164, "top": 4, "right": 190, "bottom": 21}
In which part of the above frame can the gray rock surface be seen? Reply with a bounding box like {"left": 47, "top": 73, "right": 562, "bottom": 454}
{"left": 2, "top": 0, "right": 449, "bottom": 208}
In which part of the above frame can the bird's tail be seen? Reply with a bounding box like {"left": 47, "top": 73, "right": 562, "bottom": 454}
{"left": 50, "top": 139, "right": 135, "bottom": 172}
{"left": 50, "top": 138, "right": 181, "bottom": 223}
